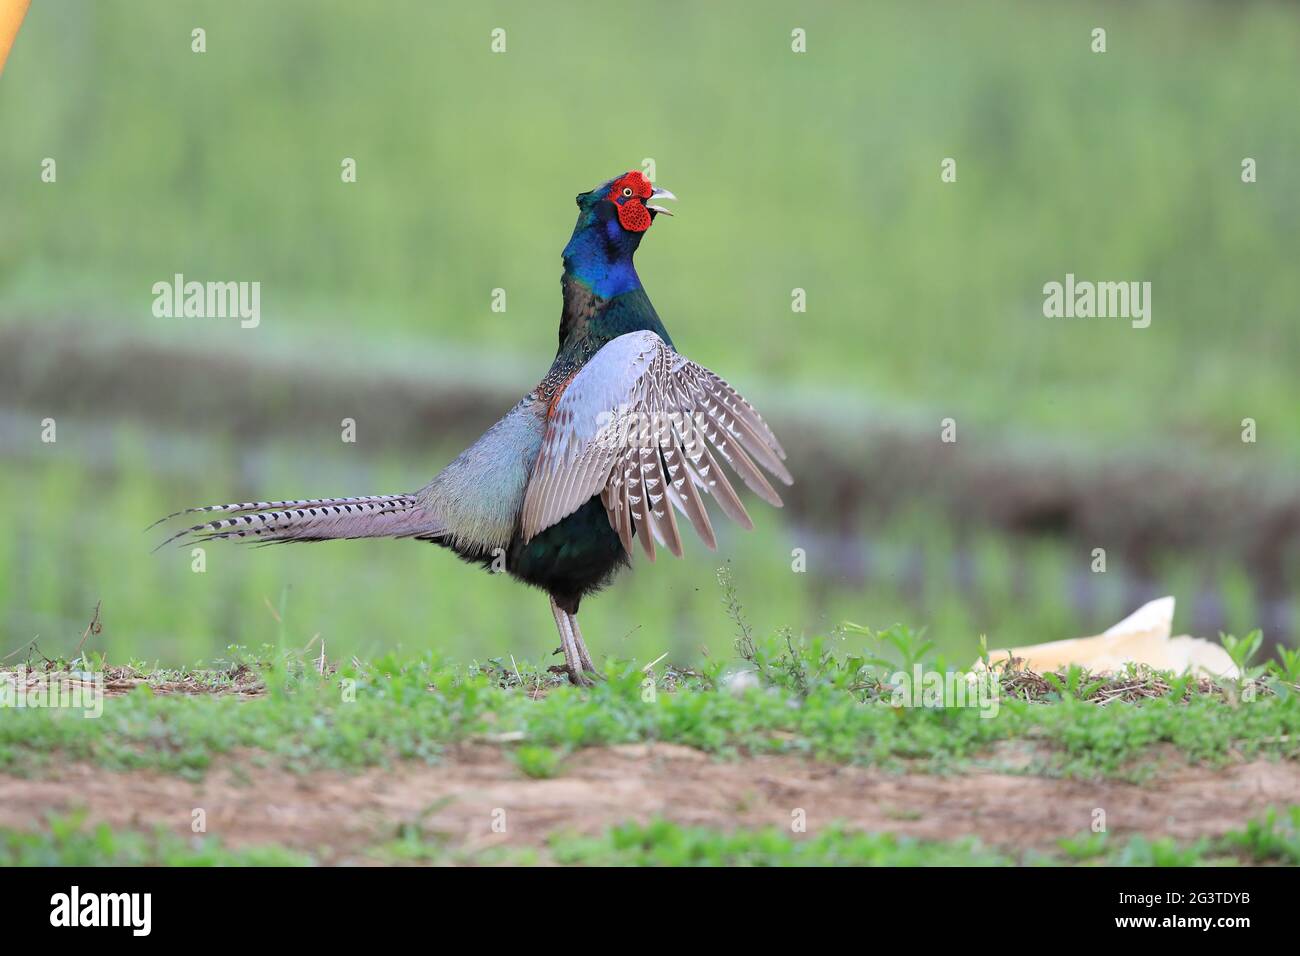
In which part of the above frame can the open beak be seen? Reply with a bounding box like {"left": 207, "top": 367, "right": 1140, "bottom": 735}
{"left": 647, "top": 185, "right": 676, "bottom": 217}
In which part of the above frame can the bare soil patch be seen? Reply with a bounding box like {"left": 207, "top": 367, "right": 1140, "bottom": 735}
{"left": 1, "top": 744, "right": 1294, "bottom": 863}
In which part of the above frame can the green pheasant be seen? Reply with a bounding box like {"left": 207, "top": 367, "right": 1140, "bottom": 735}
{"left": 158, "top": 170, "right": 792, "bottom": 684}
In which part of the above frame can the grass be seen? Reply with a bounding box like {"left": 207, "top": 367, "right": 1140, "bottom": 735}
{"left": 3, "top": 627, "right": 1297, "bottom": 781}
{"left": 0, "top": 812, "right": 314, "bottom": 867}
{"left": 8, "top": 808, "right": 1299, "bottom": 867}
{"left": 4, "top": 629, "right": 1298, "bottom": 866}
{"left": 548, "top": 811, "right": 1300, "bottom": 867}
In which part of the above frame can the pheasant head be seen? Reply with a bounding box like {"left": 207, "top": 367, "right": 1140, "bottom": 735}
{"left": 563, "top": 170, "right": 677, "bottom": 298}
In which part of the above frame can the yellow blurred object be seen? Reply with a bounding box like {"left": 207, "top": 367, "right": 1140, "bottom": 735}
{"left": 975, "top": 597, "right": 1239, "bottom": 678}
{"left": 0, "top": 0, "right": 31, "bottom": 75}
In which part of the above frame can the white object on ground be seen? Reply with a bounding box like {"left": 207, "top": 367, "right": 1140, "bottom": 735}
{"left": 974, "top": 596, "right": 1239, "bottom": 678}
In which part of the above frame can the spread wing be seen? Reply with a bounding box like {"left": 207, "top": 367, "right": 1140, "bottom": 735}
{"left": 520, "top": 330, "right": 792, "bottom": 560}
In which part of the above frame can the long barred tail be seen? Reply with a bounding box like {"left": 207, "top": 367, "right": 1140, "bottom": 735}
{"left": 152, "top": 493, "right": 445, "bottom": 550}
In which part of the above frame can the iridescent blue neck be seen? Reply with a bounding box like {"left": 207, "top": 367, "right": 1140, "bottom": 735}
{"left": 561, "top": 214, "right": 644, "bottom": 299}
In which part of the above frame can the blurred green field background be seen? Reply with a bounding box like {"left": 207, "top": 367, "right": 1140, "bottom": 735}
{"left": 2, "top": 435, "right": 1193, "bottom": 668}
{"left": 0, "top": 0, "right": 1295, "bottom": 667}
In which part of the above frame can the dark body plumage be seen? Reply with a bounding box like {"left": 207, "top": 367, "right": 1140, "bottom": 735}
{"left": 159, "top": 170, "right": 790, "bottom": 684}
{"left": 504, "top": 496, "right": 627, "bottom": 614}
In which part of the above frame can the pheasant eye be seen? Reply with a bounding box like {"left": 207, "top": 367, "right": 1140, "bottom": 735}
{"left": 621, "top": 187, "right": 633, "bottom": 198}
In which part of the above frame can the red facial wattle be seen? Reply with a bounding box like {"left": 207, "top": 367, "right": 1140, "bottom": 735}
{"left": 607, "top": 171, "right": 655, "bottom": 233}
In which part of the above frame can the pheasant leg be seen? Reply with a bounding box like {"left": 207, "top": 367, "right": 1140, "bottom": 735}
{"left": 567, "top": 612, "right": 599, "bottom": 676}
{"left": 550, "top": 597, "right": 594, "bottom": 687}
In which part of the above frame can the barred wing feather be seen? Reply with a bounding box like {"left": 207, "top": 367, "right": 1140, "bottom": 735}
{"left": 520, "top": 331, "right": 791, "bottom": 561}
